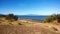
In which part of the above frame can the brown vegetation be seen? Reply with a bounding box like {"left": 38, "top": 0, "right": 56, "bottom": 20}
{"left": 44, "top": 14, "right": 60, "bottom": 23}
{"left": 0, "top": 14, "right": 60, "bottom": 34}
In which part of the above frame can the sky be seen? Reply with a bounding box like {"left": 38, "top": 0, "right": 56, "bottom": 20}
{"left": 0, "top": 0, "right": 60, "bottom": 15}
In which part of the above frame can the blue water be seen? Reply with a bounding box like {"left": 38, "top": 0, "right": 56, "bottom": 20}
{"left": 18, "top": 15, "right": 47, "bottom": 21}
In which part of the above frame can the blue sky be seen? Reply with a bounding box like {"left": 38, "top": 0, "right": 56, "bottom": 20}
{"left": 0, "top": 0, "right": 60, "bottom": 15}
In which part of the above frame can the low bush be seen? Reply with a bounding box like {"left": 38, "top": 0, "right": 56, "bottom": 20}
{"left": 5, "top": 14, "right": 18, "bottom": 21}
{"left": 44, "top": 14, "right": 60, "bottom": 23}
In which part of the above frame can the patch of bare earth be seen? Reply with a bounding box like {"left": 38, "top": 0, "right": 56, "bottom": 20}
{"left": 0, "top": 24, "right": 60, "bottom": 34}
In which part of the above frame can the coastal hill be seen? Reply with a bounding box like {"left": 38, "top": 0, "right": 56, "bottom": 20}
{"left": 0, "top": 14, "right": 60, "bottom": 34}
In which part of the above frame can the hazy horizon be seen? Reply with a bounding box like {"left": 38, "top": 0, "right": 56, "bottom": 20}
{"left": 0, "top": 0, "right": 60, "bottom": 15}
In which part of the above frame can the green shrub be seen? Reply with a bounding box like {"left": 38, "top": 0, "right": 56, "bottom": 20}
{"left": 14, "top": 16, "right": 18, "bottom": 21}
{"left": 44, "top": 14, "right": 60, "bottom": 23}
{"left": 44, "top": 16, "right": 56, "bottom": 23}
{"left": 56, "top": 14, "right": 60, "bottom": 23}
{"left": 5, "top": 14, "right": 18, "bottom": 21}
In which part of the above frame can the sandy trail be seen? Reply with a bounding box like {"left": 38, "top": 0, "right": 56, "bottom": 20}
{"left": 0, "top": 25, "right": 60, "bottom": 34}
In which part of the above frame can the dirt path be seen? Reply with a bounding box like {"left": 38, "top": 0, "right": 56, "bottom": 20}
{"left": 0, "top": 25, "right": 60, "bottom": 34}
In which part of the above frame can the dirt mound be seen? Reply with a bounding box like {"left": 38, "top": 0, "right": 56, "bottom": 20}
{"left": 0, "top": 25, "right": 60, "bottom": 34}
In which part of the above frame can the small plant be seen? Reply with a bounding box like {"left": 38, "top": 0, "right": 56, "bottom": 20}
{"left": 9, "top": 23, "right": 13, "bottom": 25}
{"left": 18, "top": 23, "right": 22, "bottom": 25}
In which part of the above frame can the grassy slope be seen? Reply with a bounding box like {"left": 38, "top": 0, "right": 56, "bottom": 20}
{"left": 0, "top": 17, "right": 60, "bottom": 34}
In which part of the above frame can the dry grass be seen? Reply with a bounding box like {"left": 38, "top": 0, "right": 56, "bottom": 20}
{"left": 0, "top": 17, "right": 60, "bottom": 34}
